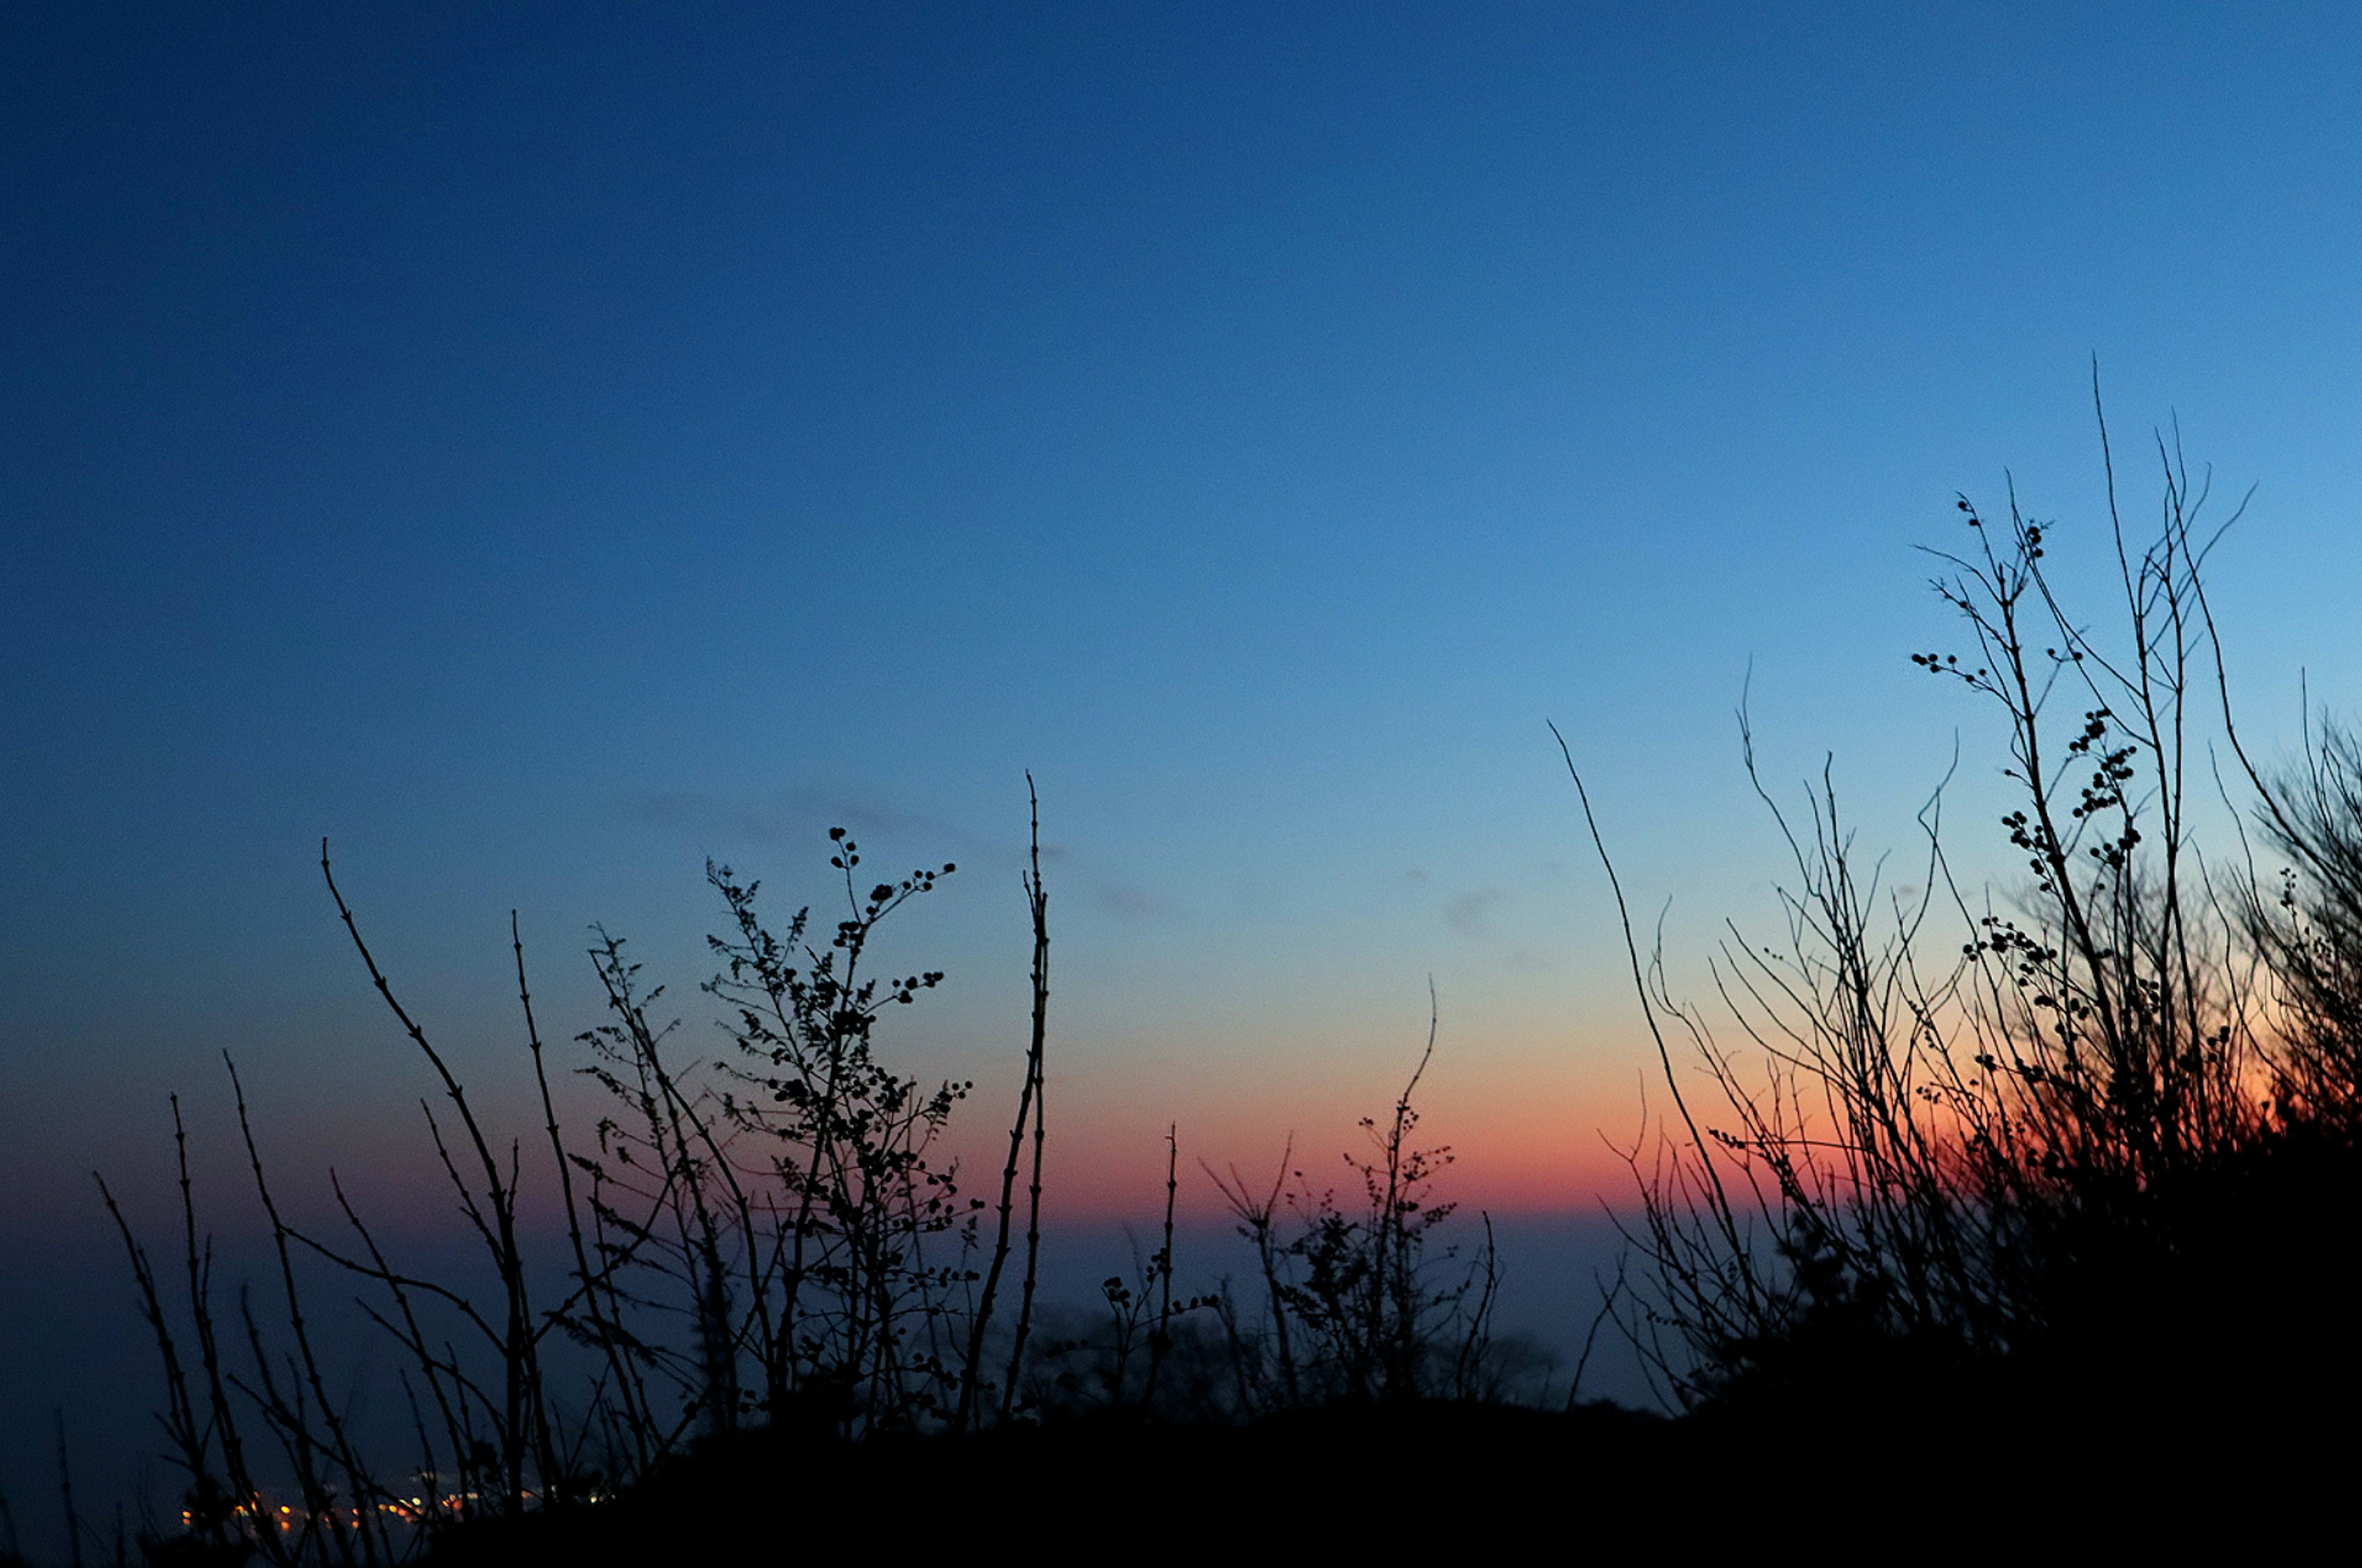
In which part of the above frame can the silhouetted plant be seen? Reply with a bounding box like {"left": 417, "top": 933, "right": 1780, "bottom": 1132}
{"left": 98, "top": 1096, "right": 300, "bottom": 1568}
{"left": 961, "top": 778, "right": 1051, "bottom": 1431}
{"left": 2239, "top": 721, "right": 2362, "bottom": 1132}
{"left": 1570, "top": 396, "right": 2362, "bottom": 1433}
{"left": 106, "top": 794, "right": 1060, "bottom": 1562}
{"left": 1027, "top": 1126, "right": 1220, "bottom": 1418}
{"left": 576, "top": 830, "right": 976, "bottom": 1438}
{"left": 1206, "top": 998, "right": 1502, "bottom": 1410}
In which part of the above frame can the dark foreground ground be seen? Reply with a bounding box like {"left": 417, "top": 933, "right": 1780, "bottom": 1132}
{"left": 416, "top": 1393, "right": 2325, "bottom": 1564}
{"left": 426, "top": 1403, "right": 1670, "bottom": 1562}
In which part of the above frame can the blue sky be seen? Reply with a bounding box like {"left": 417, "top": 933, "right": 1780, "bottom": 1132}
{"left": 9, "top": 1, "right": 2362, "bottom": 1240}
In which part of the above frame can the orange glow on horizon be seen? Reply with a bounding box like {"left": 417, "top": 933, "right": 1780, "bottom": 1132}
{"left": 1020, "top": 1015, "right": 1664, "bottom": 1221}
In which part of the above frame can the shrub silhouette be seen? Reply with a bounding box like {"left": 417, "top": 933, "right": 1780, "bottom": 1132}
{"left": 97, "top": 796, "right": 1052, "bottom": 1563}
{"left": 1571, "top": 402, "right": 2362, "bottom": 1472}
{"left": 99, "top": 773, "right": 1528, "bottom": 1564}
{"left": 95, "top": 400, "right": 2362, "bottom": 1560}
{"left": 1204, "top": 996, "right": 1505, "bottom": 1412}
{"left": 573, "top": 838, "right": 971, "bottom": 1442}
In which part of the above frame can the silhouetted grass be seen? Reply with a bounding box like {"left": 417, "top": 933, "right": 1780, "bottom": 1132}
{"left": 1567, "top": 392, "right": 2362, "bottom": 1488}
{"left": 83, "top": 402, "right": 2362, "bottom": 1563}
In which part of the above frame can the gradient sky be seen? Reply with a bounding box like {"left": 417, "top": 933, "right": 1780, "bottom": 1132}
{"left": 10, "top": 2, "right": 2362, "bottom": 1270}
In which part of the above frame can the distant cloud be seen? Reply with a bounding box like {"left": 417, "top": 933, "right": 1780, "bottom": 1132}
{"left": 1094, "top": 882, "right": 1175, "bottom": 920}
{"left": 776, "top": 786, "right": 960, "bottom": 842}
{"left": 632, "top": 792, "right": 692, "bottom": 824}
{"left": 1443, "top": 888, "right": 1505, "bottom": 937}
{"left": 621, "top": 782, "right": 963, "bottom": 851}
{"left": 623, "top": 790, "right": 792, "bottom": 843}
{"left": 1403, "top": 869, "right": 1430, "bottom": 885}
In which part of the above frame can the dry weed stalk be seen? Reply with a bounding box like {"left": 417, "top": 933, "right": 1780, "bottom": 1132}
{"left": 109, "top": 790, "right": 1057, "bottom": 1561}
{"left": 1571, "top": 392, "right": 2356, "bottom": 1425}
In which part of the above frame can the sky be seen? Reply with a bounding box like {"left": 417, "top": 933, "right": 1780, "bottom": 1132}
{"left": 8, "top": 1, "right": 2362, "bottom": 1507}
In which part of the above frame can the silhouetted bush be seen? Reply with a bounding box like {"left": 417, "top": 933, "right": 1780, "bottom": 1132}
{"left": 1202, "top": 1008, "right": 1510, "bottom": 1412}
{"left": 1578, "top": 409, "right": 2362, "bottom": 1462}
{"left": 98, "top": 800, "right": 1051, "bottom": 1564}
{"left": 101, "top": 402, "right": 2362, "bottom": 1563}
